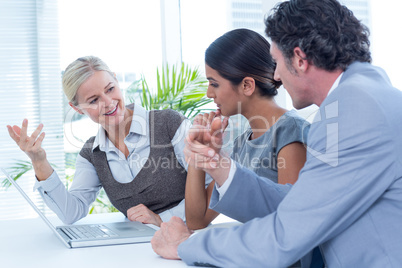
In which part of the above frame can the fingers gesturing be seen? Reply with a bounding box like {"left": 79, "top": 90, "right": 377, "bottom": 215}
{"left": 6, "top": 119, "right": 46, "bottom": 162}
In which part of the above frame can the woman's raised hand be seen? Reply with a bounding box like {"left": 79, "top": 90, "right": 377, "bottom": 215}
{"left": 193, "top": 110, "right": 228, "bottom": 130}
{"left": 190, "top": 111, "right": 229, "bottom": 150}
{"left": 7, "top": 119, "right": 47, "bottom": 162}
{"left": 6, "top": 119, "right": 53, "bottom": 181}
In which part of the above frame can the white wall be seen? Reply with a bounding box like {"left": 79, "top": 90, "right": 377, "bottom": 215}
{"left": 371, "top": 0, "right": 402, "bottom": 90}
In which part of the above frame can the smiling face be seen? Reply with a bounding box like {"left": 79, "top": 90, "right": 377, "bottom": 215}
{"left": 71, "top": 71, "right": 126, "bottom": 129}
{"left": 205, "top": 64, "right": 243, "bottom": 116}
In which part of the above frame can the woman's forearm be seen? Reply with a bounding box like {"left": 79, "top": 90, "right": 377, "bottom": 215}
{"left": 185, "top": 166, "right": 218, "bottom": 230}
{"left": 32, "top": 158, "right": 53, "bottom": 181}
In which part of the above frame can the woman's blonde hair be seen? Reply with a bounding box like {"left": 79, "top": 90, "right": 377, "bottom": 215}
{"left": 62, "top": 56, "right": 114, "bottom": 105}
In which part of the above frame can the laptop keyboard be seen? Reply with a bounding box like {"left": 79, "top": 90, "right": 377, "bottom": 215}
{"left": 61, "top": 225, "right": 118, "bottom": 240}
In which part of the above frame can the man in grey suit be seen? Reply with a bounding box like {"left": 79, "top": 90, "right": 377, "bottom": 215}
{"left": 151, "top": 0, "right": 402, "bottom": 267}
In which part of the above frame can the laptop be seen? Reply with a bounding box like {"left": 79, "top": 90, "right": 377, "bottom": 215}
{"left": 0, "top": 167, "right": 156, "bottom": 248}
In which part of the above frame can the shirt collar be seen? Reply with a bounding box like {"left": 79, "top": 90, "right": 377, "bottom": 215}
{"left": 327, "top": 72, "right": 344, "bottom": 97}
{"left": 92, "top": 103, "right": 148, "bottom": 151}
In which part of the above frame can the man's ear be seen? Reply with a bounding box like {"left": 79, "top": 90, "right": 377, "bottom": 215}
{"left": 241, "top": 77, "right": 256, "bottom": 97}
{"left": 69, "top": 102, "right": 84, "bottom": 115}
{"left": 293, "top": 47, "right": 309, "bottom": 72}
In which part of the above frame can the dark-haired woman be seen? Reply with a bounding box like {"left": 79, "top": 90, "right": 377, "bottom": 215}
{"left": 185, "top": 28, "right": 310, "bottom": 230}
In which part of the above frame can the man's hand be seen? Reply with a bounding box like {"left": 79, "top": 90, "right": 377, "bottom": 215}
{"left": 184, "top": 111, "right": 231, "bottom": 186}
{"left": 185, "top": 111, "right": 228, "bottom": 168}
{"left": 190, "top": 111, "right": 229, "bottom": 152}
{"left": 151, "top": 216, "right": 193, "bottom": 260}
{"left": 127, "top": 204, "right": 162, "bottom": 227}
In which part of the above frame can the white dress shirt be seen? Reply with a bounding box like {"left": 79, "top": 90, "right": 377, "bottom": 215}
{"left": 34, "top": 105, "right": 191, "bottom": 224}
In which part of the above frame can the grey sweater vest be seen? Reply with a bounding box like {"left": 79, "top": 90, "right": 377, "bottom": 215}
{"left": 79, "top": 109, "right": 187, "bottom": 216}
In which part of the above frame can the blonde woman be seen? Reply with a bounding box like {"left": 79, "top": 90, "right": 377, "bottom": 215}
{"left": 7, "top": 56, "right": 190, "bottom": 226}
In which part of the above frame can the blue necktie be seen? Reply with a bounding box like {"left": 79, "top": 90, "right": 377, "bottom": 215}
{"left": 310, "top": 247, "right": 324, "bottom": 268}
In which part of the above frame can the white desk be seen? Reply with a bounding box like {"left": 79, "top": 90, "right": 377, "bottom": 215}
{"left": 0, "top": 212, "right": 187, "bottom": 268}
{"left": 0, "top": 212, "right": 239, "bottom": 268}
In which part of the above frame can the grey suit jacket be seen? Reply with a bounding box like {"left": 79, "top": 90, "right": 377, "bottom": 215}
{"left": 178, "top": 62, "right": 402, "bottom": 267}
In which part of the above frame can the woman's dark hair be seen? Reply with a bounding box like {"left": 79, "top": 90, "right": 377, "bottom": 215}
{"left": 205, "top": 28, "right": 281, "bottom": 98}
{"left": 265, "top": 0, "right": 371, "bottom": 71}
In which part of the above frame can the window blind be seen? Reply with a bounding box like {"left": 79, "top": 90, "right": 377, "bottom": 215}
{"left": 0, "top": 0, "right": 65, "bottom": 220}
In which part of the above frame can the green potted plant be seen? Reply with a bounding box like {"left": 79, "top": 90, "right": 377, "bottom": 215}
{"left": 125, "top": 62, "right": 212, "bottom": 118}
